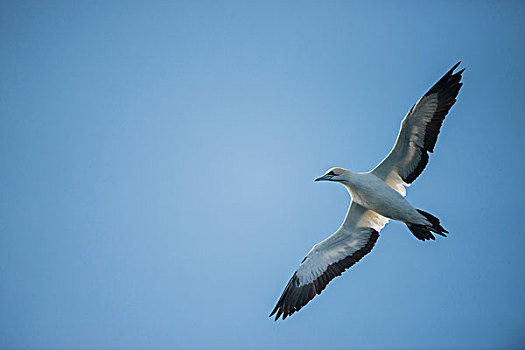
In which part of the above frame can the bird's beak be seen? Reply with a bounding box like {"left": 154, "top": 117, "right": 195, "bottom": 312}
{"left": 314, "top": 175, "right": 333, "bottom": 182}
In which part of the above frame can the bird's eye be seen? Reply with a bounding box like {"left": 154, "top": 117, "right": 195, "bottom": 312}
{"left": 327, "top": 171, "right": 336, "bottom": 176}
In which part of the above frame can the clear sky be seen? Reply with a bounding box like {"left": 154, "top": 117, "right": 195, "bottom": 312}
{"left": 1, "top": 1, "right": 524, "bottom": 349}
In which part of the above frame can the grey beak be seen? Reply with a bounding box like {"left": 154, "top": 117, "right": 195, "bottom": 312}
{"left": 314, "top": 175, "right": 333, "bottom": 182}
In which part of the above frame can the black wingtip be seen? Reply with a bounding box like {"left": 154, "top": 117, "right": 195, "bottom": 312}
{"left": 269, "top": 230, "right": 380, "bottom": 322}
{"left": 269, "top": 306, "right": 278, "bottom": 320}
{"left": 444, "top": 61, "right": 463, "bottom": 77}
{"left": 435, "top": 231, "right": 448, "bottom": 237}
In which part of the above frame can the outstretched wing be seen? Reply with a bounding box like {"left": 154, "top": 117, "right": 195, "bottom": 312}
{"left": 270, "top": 203, "right": 388, "bottom": 321}
{"left": 372, "top": 62, "right": 464, "bottom": 196}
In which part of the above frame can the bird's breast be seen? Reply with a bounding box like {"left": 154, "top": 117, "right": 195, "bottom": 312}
{"left": 344, "top": 173, "right": 418, "bottom": 222}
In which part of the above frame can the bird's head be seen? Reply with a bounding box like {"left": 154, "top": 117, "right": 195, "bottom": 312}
{"left": 314, "top": 167, "right": 349, "bottom": 183}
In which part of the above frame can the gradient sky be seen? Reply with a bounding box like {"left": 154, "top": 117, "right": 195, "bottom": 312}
{"left": 2, "top": 1, "right": 525, "bottom": 349}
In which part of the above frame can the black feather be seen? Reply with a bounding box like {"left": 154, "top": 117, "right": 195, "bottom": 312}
{"left": 401, "top": 62, "right": 464, "bottom": 184}
{"left": 269, "top": 230, "right": 379, "bottom": 321}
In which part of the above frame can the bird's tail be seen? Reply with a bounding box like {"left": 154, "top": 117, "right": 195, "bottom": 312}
{"left": 406, "top": 210, "right": 448, "bottom": 242}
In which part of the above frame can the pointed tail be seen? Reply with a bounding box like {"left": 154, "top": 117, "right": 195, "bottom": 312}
{"left": 406, "top": 210, "right": 448, "bottom": 242}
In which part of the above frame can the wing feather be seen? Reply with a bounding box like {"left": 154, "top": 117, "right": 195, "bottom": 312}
{"left": 269, "top": 203, "right": 388, "bottom": 321}
{"left": 372, "top": 62, "right": 464, "bottom": 195}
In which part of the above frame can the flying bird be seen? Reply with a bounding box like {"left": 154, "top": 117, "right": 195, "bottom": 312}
{"left": 270, "top": 62, "right": 464, "bottom": 321}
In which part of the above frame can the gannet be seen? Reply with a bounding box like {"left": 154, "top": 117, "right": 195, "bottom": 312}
{"left": 270, "top": 62, "right": 464, "bottom": 321}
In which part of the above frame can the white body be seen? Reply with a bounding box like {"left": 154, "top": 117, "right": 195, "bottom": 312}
{"left": 271, "top": 63, "right": 463, "bottom": 321}
{"left": 343, "top": 171, "right": 429, "bottom": 225}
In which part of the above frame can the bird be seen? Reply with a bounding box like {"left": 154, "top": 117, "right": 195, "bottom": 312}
{"left": 270, "top": 62, "right": 464, "bottom": 321}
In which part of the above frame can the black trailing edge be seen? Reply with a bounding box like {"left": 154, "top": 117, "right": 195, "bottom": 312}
{"left": 270, "top": 230, "right": 379, "bottom": 321}
{"left": 403, "top": 62, "right": 464, "bottom": 184}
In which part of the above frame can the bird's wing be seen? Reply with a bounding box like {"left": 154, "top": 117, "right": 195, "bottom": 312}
{"left": 270, "top": 202, "right": 389, "bottom": 321}
{"left": 371, "top": 62, "right": 464, "bottom": 196}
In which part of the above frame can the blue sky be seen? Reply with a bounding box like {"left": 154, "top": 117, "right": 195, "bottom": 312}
{"left": 1, "top": 1, "right": 524, "bottom": 349}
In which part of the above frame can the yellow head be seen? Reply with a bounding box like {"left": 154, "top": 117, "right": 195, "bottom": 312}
{"left": 314, "top": 167, "right": 349, "bottom": 182}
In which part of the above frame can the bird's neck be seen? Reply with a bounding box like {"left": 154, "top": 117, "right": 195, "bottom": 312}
{"left": 341, "top": 171, "right": 357, "bottom": 184}
{"left": 340, "top": 171, "right": 361, "bottom": 192}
